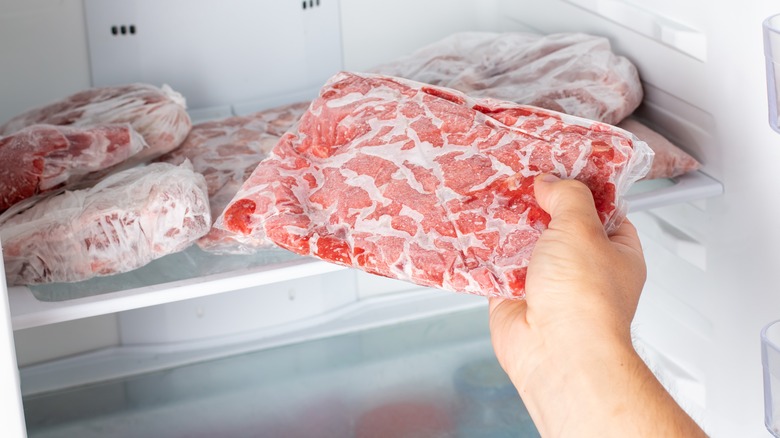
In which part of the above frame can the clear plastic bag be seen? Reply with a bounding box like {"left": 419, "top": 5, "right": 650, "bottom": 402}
{"left": 0, "top": 83, "right": 191, "bottom": 162}
{"left": 373, "top": 32, "right": 701, "bottom": 180}
{"left": 617, "top": 117, "right": 701, "bottom": 180}
{"left": 371, "top": 32, "right": 643, "bottom": 125}
{"left": 0, "top": 161, "right": 210, "bottom": 285}
{"left": 0, "top": 123, "right": 148, "bottom": 211}
{"left": 157, "top": 102, "right": 310, "bottom": 254}
{"left": 214, "top": 72, "right": 652, "bottom": 299}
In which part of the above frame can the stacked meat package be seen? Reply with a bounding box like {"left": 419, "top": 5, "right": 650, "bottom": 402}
{"left": 0, "top": 83, "right": 201, "bottom": 285}
{"left": 371, "top": 32, "right": 699, "bottom": 180}
{"left": 157, "top": 102, "right": 310, "bottom": 254}
{"left": 0, "top": 162, "right": 210, "bottom": 285}
{"left": 0, "top": 31, "right": 701, "bottom": 293}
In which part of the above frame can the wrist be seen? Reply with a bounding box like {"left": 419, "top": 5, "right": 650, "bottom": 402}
{"left": 507, "top": 318, "right": 636, "bottom": 389}
{"left": 506, "top": 332, "right": 705, "bottom": 437}
{"left": 506, "top": 330, "right": 641, "bottom": 434}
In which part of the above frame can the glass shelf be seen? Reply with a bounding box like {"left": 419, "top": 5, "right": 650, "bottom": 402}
{"left": 6, "top": 170, "right": 722, "bottom": 331}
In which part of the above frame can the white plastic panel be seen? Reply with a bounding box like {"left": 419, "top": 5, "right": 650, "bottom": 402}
{"left": 339, "top": 0, "right": 498, "bottom": 71}
{"left": 20, "top": 289, "right": 485, "bottom": 397}
{"left": 626, "top": 171, "right": 723, "bottom": 212}
{"left": 0, "top": 242, "right": 27, "bottom": 437}
{"left": 14, "top": 315, "right": 119, "bottom": 367}
{"left": 83, "top": 0, "right": 343, "bottom": 112}
{"left": 22, "top": 302, "right": 520, "bottom": 438}
{"left": 0, "top": 0, "right": 91, "bottom": 125}
{"left": 118, "top": 270, "right": 358, "bottom": 344}
{"left": 8, "top": 256, "right": 346, "bottom": 331}
{"left": 561, "top": 0, "right": 706, "bottom": 61}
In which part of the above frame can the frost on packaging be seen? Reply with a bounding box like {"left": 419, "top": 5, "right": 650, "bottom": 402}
{"left": 372, "top": 31, "right": 699, "bottom": 179}
{"left": 214, "top": 72, "right": 653, "bottom": 299}
{"left": 0, "top": 83, "right": 192, "bottom": 163}
{"left": 0, "top": 123, "right": 148, "bottom": 212}
{"left": 370, "top": 32, "right": 643, "bottom": 125}
{"left": 157, "top": 102, "right": 310, "bottom": 254}
{"left": 0, "top": 162, "right": 210, "bottom": 285}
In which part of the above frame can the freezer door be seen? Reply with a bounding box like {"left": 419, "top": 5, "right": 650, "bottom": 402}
{"left": 0, "top": 242, "right": 27, "bottom": 437}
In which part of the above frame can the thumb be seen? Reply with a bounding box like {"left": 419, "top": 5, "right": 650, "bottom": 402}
{"left": 533, "top": 174, "right": 604, "bottom": 232}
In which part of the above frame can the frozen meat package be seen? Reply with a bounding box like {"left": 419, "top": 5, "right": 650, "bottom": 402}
{"left": 157, "top": 102, "right": 310, "bottom": 254}
{"left": 0, "top": 162, "right": 210, "bottom": 285}
{"left": 0, "top": 123, "right": 148, "bottom": 212}
{"left": 0, "top": 83, "right": 192, "bottom": 163}
{"left": 372, "top": 31, "right": 700, "bottom": 180}
{"left": 370, "top": 32, "right": 643, "bottom": 126}
{"left": 214, "top": 72, "right": 653, "bottom": 299}
{"left": 616, "top": 117, "right": 700, "bottom": 179}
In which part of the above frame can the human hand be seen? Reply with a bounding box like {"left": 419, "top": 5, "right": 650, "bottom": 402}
{"left": 489, "top": 174, "right": 646, "bottom": 384}
{"left": 488, "top": 175, "right": 706, "bottom": 437}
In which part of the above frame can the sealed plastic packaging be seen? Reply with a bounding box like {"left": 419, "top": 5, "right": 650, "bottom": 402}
{"left": 0, "top": 123, "right": 148, "bottom": 211}
{"left": 616, "top": 118, "right": 700, "bottom": 179}
{"left": 157, "top": 102, "right": 310, "bottom": 254}
{"left": 0, "top": 83, "right": 192, "bottom": 162}
{"left": 0, "top": 161, "right": 210, "bottom": 285}
{"left": 372, "top": 31, "right": 700, "bottom": 180}
{"left": 215, "top": 72, "right": 653, "bottom": 299}
{"left": 370, "top": 32, "right": 643, "bottom": 125}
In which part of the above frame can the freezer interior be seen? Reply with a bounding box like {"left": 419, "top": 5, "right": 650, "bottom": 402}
{"left": 2, "top": 0, "right": 780, "bottom": 437}
{"left": 23, "top": 303, "right": 543, "bottom": 438}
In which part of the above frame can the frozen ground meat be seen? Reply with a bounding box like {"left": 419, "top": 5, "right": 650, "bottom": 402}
{"left": 1, "top": 162, "right": 210, "bottom": 285}
{"left": 215, "top": 72, "right": 652, "bottom": 298}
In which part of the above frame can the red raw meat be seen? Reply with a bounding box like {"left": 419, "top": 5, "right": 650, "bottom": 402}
{"left": 215, "top": 72, "right": 652, "bottom": 299}
{"left": 0, "top": 124, "right": 147, "bottom": 211}
{"left": 0, "top": 83, "right": 191, "bottom": 162}
{"left": 0, "top": 162, "right": 210, "bottom": 285}
{"left": 156, "top": 102, "right": 309, "bottom": 253}
{"left": 617, "top": 117, "right": 701, "bottom": 179}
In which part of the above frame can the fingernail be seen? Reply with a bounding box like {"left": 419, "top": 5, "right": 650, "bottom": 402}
{"left": 540, "top": 174, "right": 560, "bottom": 183}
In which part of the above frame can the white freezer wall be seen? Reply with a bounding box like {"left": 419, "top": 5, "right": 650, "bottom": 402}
{"left": 501, "top": 0, "right": 780, "bottom": 436}
{"left": 0, "top": 0, "right": 498, "bottom": 124}
{"left": 0, "top": 0, "right": 92, "bottom": 127}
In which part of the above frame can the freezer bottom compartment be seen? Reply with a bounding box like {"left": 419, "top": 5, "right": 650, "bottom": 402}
{"left": 22, "top": 306, "right": 539, "bottom": 438}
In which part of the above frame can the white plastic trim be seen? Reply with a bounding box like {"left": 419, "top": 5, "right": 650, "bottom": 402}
{"left": 562, "top": 0, "right": 707, "bottom": 61}
{"left": 9, "top": 258, "right": 346, "bottom": 331}
{"left": 0, "top": 241, "right": 28, "bottom": 437}
{"left": 627, "top": 171, "right": 723, "bottom": 212}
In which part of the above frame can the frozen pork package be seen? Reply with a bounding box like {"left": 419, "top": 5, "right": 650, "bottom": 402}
{"left": 0, "top": 162, "right": 210, "bottom": 285}
{"left": 371, "top": 32, "right": 643, "bottom": 125}
{"left": 157, "top": 102, "right": 310, "bottom": 254}
{"left": 0, "top": 83, "right": 192, "bottom": 162}
{"left": 215, "top": 72, "right": 653, "bottom": 299}
{"left": 372, "top": 31, "right": 700, "bottom": 180}
{"left": 617, "top": 117, "right": 701, "bottom": 179}
{"left": 0, "top": 123, "right": 148, "bottom": 212}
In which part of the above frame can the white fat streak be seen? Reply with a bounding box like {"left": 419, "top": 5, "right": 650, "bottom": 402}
{"left": 398, "top": 205, "right": 425, "bottom": 222}
{"left": 321, "top": 91, "right": 367, "bottom": 108}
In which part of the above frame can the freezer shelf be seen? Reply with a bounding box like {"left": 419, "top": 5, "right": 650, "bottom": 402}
{"left": 22, "top": 305, "right": 539, "bottom": 438}
{"left": 6, "top": 170, "right": 723, "bottom": 331}
{"left": 8, "top": 247, "right": 346, "bottom": 330}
